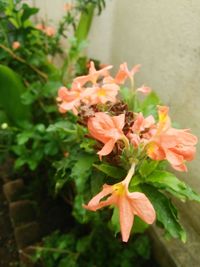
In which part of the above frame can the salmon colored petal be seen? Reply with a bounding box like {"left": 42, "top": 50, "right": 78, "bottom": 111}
{"left": 132, "top": 113, "right": 144, "bottom": 132}
{"left": 130, "top": 64, "right": 141, "bottom": 76}
{"left": 170, "top": 146, "right": 196, "bottom": 161}
{"left": 94, "top": 113, "right": 115, "bottom": 129}
{"left": 115, "top": 63, "right": 141, "bottom": 84}
{"left": 144, "top": 115, "right": 155, "bottom": 128}
{"left": 115, "top": 63, "right": 129, "bottom": 84}
{"left": 128, "top": 133, "right": 140, "bottom": 147}
{"left": 171, "top": 163, "right": 188, "bottom": 172}
{"left": 173, "top": 129, "right": 198, "bottom": 146}
{"left": 112, "top": 114, "right": 125, "bottom": 130}
{"left": 159, "top": 134, "right": 178, "bottom": 148}
{"left": 87, "top": 113, "right": 125, "bottom": 146}
{"left": 97, "top": 139, "right": 116, "bottom": 156}
{"left": 136, "top": 85, "right": 151, "bottom": 95}
{"left": 83, "top": 184, "right": 113, "bottom": 211}
{"left": 74, "top": 61, "right": 112, "bottom": 85}
{"left": 118, "top": 196, "right": 134, "bottom": 242}
{"left": 165, "top": 149, "right": 184, "bottom": 166}
{"left": 129, "top": 192, "right": 156, "bottom": 224}
{"left": 157, "top": 105, "right": 171, "bottom": 131}
{"left": 147, "top": 142, "right": 165, "bottom": 161}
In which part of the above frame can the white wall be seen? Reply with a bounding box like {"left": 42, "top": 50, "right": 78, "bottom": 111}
{"left": 30, "top": 0, "right": 200, "bottom": 190}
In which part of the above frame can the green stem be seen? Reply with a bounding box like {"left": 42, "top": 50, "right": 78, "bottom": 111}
{"left": 0, "top": 44, "right": 48, "bottom": 81}
{"left": 75, "top": 3, "right": 95, "bottom": 44}
{"left": 61, "top": 3, "right": 95, "bottom": 83}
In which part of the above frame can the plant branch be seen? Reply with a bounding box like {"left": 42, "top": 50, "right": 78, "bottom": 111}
{"left": 28, "top": 245, "right": 79, "bottom": 257}
{"left": 0, "top": 44, "right": 48, "bottom": 81}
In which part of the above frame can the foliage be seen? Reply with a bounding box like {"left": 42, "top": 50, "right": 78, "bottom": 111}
{"left": 0, "top": 1, "right": 199, "bottom": 267}
{"left": 31, "top": 227, "right": 152, "bottom": 267}
{"left": 0, "top": 64, "right": 31, "bottom": 126}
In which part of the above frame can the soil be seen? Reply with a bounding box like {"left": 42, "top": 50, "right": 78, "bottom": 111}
{"left": 0, "top": 178, "right": 19, "bottom": 267}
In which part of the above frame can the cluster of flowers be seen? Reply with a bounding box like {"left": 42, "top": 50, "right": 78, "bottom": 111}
{"left": 57, "top": 62, "right": 197, "bottom": 242}
{"left": 36, "top": 23, "right": 56, "bottom": 37}
{"left": 11, "top": 23, "right": 56, "bottom": 51}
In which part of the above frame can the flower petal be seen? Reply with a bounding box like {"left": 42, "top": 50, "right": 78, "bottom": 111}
{"left": 129, "top": 192, "right": 156, "bottom": 224}
{"left": 136, "top": 85, "right": 151, "bottom": 95}
{"left": 97, "top": 139, "right": 116, "bottom": 157}
{"left": 83, "top": 184, "right": 114, "bottom": 211}
{"left": 165, "top": 149, "right": 184, "bottom": 166}
{"left": 118, "top": 196, "right": 134, "bottom": 242}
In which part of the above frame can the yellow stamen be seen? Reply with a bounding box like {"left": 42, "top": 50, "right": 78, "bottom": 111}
{"left": 113, "top": 183, "right": 125, "bottom": 196}
{"left": 97, "top": 88, "right": 106, "bottom": 97}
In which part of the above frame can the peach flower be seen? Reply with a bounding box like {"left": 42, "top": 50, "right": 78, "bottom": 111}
{"left": 64, "top": 3, "right": 74, "bottom": 12}
{"left": 57, "top": 85, "right": 83, "bottom": 115}
{"left": 136, "top": 85, "right": 152, "bottom": 95}
{"left": 36, "top": 23, "right": 45, "bottom": 31}
{"left": 84, "top": 163, "right": 156, "bottom": 242}
{"left": 147, "top": 106, "right": 198, "bottom": 171}
{"left": 45, "top": 26, "right": 56, "bottom": 37}
{"left": 84, "top": 78, "right": 119, "bottom": 105}
{"left": 115, "top": 62, "right": 141, "bottom": 85}
{"left": 87, "top": 112, "right": 128, "bottom": 157}
{"left": 128, "top": 113, "right": 155, "bottom": 147}
{"left": 74, "top": 61, "right": 112, "bottom": 86}
{"left": 12, "top": 41, "right": 20, "bottom": 50}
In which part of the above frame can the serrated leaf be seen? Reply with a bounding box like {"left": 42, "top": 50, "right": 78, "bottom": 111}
{"left": 139, "top": 160, "right": 158, "bottom": 177}
{"left": 111, "top": 206, "right": 120, "bottom": 235}
{"left": 145, "top": 170, "right": 200, "bottom": 202}
{"left": 71, "top": 154, "right": 95, "bottom": 184}
{"left": 76, "top": 235, "right": 91, "bottom": 253}
{"left": 132, "top": 216, "right": 149, "bottom": 234}
{"left": 119, "top": 87, "right": 135, "bottom": 111}
{"left": 21, "top": 4, "right": 39, "bottom": 23}
{"left": 141, "top": 184, "right": 186, "bottom": 242}
{"left": 138, "top": 91, "right": 160, "bottom": 116}
{"left": 93, "top": 163, "right": 126, "bottom": 179}
{"left": 17, "top": 131, "right": 32, "bottom": 145}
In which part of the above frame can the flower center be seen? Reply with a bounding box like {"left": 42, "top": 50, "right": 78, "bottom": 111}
{"left": 113, "top": 183, "right": 125, "bottom": 196}
{"left": 97, "top": 88, "right": 106, "bottom": 97}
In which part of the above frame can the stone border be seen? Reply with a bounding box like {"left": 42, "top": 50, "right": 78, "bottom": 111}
{"left": 149, "top": 201, "right": 200, "bottom": 267}
{"left": 3, "top": 179, "right": 40, "bottom": 266}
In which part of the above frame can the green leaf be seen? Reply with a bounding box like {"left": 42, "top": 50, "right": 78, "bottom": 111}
{"left": 141, "top": 184, "right": 186, "bottom": 242}
{"left": 93, "top": 163, "right": 126, "bottom": 179}
{"left": 139, "top": 159, "right": 158, "bottom": 177}
{"left": 111, "top": 206, "right": 120, "bottom": 235}
{"left": 132, "top": 216, "right": 149, "bottom": 234}
{"left": 17, "top": 131, "right": 32, "bottom": 145}
{"left": 71, "top": 153, "right": 95, "bottom": 223}
{"left": 0, "top": 65, "right": 31, "bottom": 126}
{"left": 119, "top": 87, "right": 135, "bottom": 111}
{"left": 73, "top": 194, "right": 89, "bottom": 223}
{"left": 76, "top": 235, "right": 91, "bottom": 253}
{"left": 59, "top": 257, "right": 76, "bottom": 267}
{"left": 132, "top": 235, "right": 150, "bottom": 260}
{"left": 75, "top": 3, "right": 95, "bottom": 43}
{"left": 138, "top": 91, "right": 160, "bottom": 117}
{"left": 21, "top": 4, "right": 39, "bottom": 23}
{"left": 145, "top": 170, "right": 200, "bottom": 202}
{"left": 71, "top": 154, "right": 95, "bottom": 187}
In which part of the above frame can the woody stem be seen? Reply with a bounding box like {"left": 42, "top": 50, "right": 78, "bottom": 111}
{"left": 123, "top": 162, "right": 136, "bottom": 186}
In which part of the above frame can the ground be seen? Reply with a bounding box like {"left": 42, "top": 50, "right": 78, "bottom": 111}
{"left": 0, "top": 179, "right": 19, "bottom": 267}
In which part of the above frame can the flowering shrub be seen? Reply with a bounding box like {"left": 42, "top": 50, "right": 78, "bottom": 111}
{"left": 55, "top": 61, "right": 199, "bottom": 242}
{"left": 0, "top": 1, "right": 199, "bottom": 266}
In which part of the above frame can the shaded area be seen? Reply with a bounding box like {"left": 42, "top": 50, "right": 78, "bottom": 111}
{"left": 0, "top": 178, "right": 19, "bottom": 267}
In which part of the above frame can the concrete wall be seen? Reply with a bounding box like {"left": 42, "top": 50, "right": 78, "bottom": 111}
{"left": 31, "top": 0, "right": 200, "bottom": 190}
